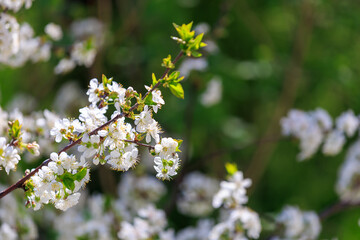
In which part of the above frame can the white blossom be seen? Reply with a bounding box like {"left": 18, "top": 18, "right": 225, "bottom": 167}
{"left": 71, "top": 41, "right": 97, "bottom": 67}
{"left": 0, "top": 0, "right": 33, "bottom": 12}
{"left": 55, "top": 193, "right": 81, "bottom": 211}
{"left": 0, "top": 138, "right": 21, "bottom": 174}
{"left": 312, "top": 108, "right": 333, "bottom": 131}
{"left": 117, "top": 173, "right": 166, "bottom": 211}
{"left": 212, "top": 171, "right": 251, "bottom": 208}
{"left": 178, "top": 58, "right": 207, "bottom": 77}
{"left": 322, "top": 130, "right": 345, "bottom": 156}
{"left": 135, "top": 105, "right": 153, "bottom": 133}
{"left": 54, "top": 58, "right": 76, "bottom": 74}
{"left": 154, "top": 137, "right": 178, "bottom": 159}
{"left": 154, "top": 154, "right": 179, "bottom": 180}
{"left": 78, "top": 134, "right": 103, "bottom": 165}
{"left": 336, "top": 110, "right": 359, "bottom": 137}
{"left": 45, "top": 23, "right": 63, "bottom": 41}
{"left": 177, "top": 172, "right": 219, "bottom": 217}
{"left": 176, "top": 219, "right": 214, "bottom": 240}
{"left": 145, "top": 86, "right": 165, "bottom": 113}
{"left": 336, "top": 141, "right": 360, "bottom": 202}
{"left": 0, "top": 223, "right": 17, "bottom": 240}
{"left": 276, "top": 206, "right": 304, "bottom": 238}
{"left": 275, "top": 206, "right": 321, "bottom": 240}
{"left": 200, "top": 77, "right": 222, "bottom": 107}
{"left": 79, "top": 106, "right": 107, "bottom": 131}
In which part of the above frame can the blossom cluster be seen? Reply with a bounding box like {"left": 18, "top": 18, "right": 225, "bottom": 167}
{"left": 177, "top": 171, "right": 219, "bottom": 217}
{"left": 274, "top": 205, "right": 321, "bottom": 240}
{"left": 54, "top": 18, "right": 104, "bottom": 74}
{"left": 117, "top": 172, "right": 166, "bottom": 212}
{"left": 0, "top": 187, "right": 38, "bottom": 240}
{"left": 118, "top": 204, "right": 174, "bottom": 240}
{"left": 52, "top": 172, "right": 166, "bottom": 240}
{"left": 0, "top": 21, "right": 209, "bottom": 214}
{"left": 209, "top": 171, "right": 261, "bottom": 239}
{"left": 21, "top": 74, "right": 182, "bottom": 210}
{"left": 0, "top": 106, "right": 62, "bottom": 173}
{"left": 0, "top": 0, "right": 33, "bottom": 12}
{"left": 281, "top": 108, "right": 359, "bottom": 160}
{"left": 336, "top": 140, "right": 360, "bottom": 203}
{"left": 24, "top": 152, "right": 90, "bottom": 211}
{"left": 0, "top": 12, "right": 51, "bottom": 67}
{"left": 0, "top": 1, "right": 102, "bottom": 74}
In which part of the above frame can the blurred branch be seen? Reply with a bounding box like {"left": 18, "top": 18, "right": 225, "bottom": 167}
{"left": 235, "top": 0, "right": 274, "bottom": 48}
{"left": 246, "top": 0, "right": 315, "bottom": 193}
{"left": 212, "top": 0, "right": 236, "bottom": 38}
{"left": 319, "top": 200, "right": 360, "bottom": 221}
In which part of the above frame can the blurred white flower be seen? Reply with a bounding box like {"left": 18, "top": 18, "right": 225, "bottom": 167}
{"left": 178, "top": 58, "right": 207, "bottom": 77}
{"left": 177, "top": 172, "right": 219, "bottom": 217}
{"left": 336, "top": 110, "right": 359, "bottom": 137}
{"left": 200, "top": 77, "right": 222, "bottom": 107}
{"left": 45, "top": 23, "right": 63, "bottom": 41}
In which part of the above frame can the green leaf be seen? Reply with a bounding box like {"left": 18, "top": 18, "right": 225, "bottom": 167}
{"left": 225, "top": 163, "right": 238, "bottom": 176}
{"left": 175, "top": 139, "right": 183, "bottom": 152}
{"left": 152, "top": 73, "right": 158, "bottom": 86}
{"left": 102, "top": 74, "right": 112, "bottom": 85}
{"left": 74, "top": 168, "right": 87, "bottom": 181}
{"left": 144, "top": 93, "right": 156, "bottom": 106}
{"left": 169, "top": 71, "right": 180, "bottom": 79}
{"left": 161, "top": 55, "right": 175, "bottom": 69}
{"left": 8, "top": 120, "right": 22, "bottom": 139}
{"left": 173, "top": 22, "right": 195, "bottom": 42}
{"left": 191, "top": 51, "right": 202, "bottom": 57}
{"left": 169, "top": 83, "right": 184, "bottom": 99}
{"left": 63, "top": 174, "right": 75, "bottom": 191}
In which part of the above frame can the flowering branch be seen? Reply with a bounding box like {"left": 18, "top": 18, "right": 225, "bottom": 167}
{"left": 0, "top": 50, "right": 184, "bottom": 200}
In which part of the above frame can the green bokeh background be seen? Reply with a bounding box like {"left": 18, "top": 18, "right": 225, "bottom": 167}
{"left": 1, "top": 0, "right": 360, "bottom": 238}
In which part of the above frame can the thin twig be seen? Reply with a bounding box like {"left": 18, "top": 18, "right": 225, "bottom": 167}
{"left": 0, "top": 51, "right": 184, "bottom": 200}
{"left": 122, "top": 139, "right": 154, "bottom": 149}
{"left": 318, "top": 200, "right": 359, "bottom": 221}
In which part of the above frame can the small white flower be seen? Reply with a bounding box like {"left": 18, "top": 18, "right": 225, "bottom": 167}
{"left": 78, "top": 134, "right": 102, "bottom": 165}
{"left": 276, "top": 206, "right": 304, "bottom": 238}
{"left": 200, "top": 77, "right": 222, "bottom": 107}
{"left": 54, "top": 58, "right": 76, "bottom": 74}
{"left": 0, "top": 223, "right": 17, "bottom": 240}
{"left": 0, "top": 144, "right": 21, "bottom": 174}
{"left": 134, "top": 105, "right": 153, "bottom": 133}
{"left": 154, "top": 137, "right": 178, "bottom": 158}
{"left": 336, "top": 110, "right": 359, "bottom": 137}
{"left": 44, "top": 23, "right": 63, "bottom": 41}
{"left": 212, "top": 171, "right": 251, "bottom": 208}
{"left": 146, "top": 121, "right": 161, "bottom": 143}
{"left": 154, "top": 154, "right": 179, "bottom": 180}
{"left": 71, "top": 41, "right": 97, "bottom": 67}
{"left": 322, "top": 130, "right": 345, "bottom": 156}
{"left": 79, "top": 106, "right": 107, "bottom": 131}
{"left": 54, "top": 193, "right": 81, "bottom": 211}
{"left": 145, "top": 86, "right": 165, "bottom": 113}
{"left": 177, "top": 172, "right": 219, "bottom": 217}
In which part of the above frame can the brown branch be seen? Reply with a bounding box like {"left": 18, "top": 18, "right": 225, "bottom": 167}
{"left": 235, "top": 0, "right": 274, "bottom": 48}
{"left": 122, "top": 139, "right": 154, "bottom": 149}
{"left": 246, "top": 0, "right": 315, "bottom": 193}
{"left": 319, "top": 200, "right": 360, "bottom": 221}
{"left": 0, "top": 50, "right": 184, "bottom": 200}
